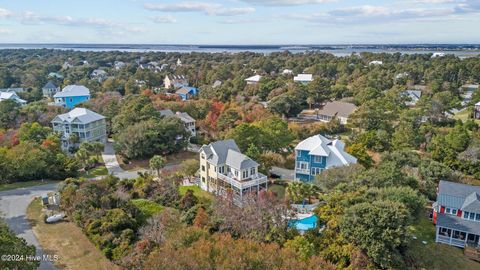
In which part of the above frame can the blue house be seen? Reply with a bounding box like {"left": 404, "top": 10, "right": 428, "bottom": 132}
{"left": 175, "top": 86, "right": 199, "bottom": 101}
{"left": 294, "top": 134, "right": 357, "bottom": 182}
{"left": 54, "top": 85, "right": 91, "bottom": 109}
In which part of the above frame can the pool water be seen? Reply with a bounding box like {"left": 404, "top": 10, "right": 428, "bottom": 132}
{"left": 289, "top": 215, "right": 318, "bottom": 231}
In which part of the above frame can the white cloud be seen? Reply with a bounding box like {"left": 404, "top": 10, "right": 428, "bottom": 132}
{"left": 144, "top": 2, "right": 255, "bottom": 16}
{"left": 0, "top": 8, "right": 11, "bottom": 17}
{"left": 239, "top": 0, "right": 332, "bottom": 6}
{"left": 152, "top": 15, "right": 177, "bottom": 23}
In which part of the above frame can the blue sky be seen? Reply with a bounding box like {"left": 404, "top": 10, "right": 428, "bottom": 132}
{"left": 0, "top": 0, "right": 479, "bottom": 44}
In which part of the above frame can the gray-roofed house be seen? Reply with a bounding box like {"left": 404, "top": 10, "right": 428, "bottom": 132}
{"left": 51, "top": 108, "right": 106, "bottom": 150}
{"left": 90, "top": 69, "right": 108, "bottom": 82}
{"left": 53, "top": 85, "right": 91, "bottom": 109}
{"left": 402, "top": 90, "right": 422, "bottom": 106}
{"left": 298, "top": 101, "right": 357, "bottom": 125}
{"left": 160, "top": 109, "right": 196, "bottom": 137}
{"left": 0, "top": 90, "right": 27, "bottom": 106}
{"left": 475, "top": 101, "right": 480, "bottom": 119}
{"left": 433, "top": 180, "right": 480, "bottom": 248}
{"left": 198, "top": 139, "right": 267, "bottom": 205}
{"left": 42, "top": 81, "right": 61, "bottom": 98}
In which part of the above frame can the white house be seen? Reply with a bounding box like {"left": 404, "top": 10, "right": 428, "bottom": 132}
{"left": 294, "top": 134, "right": 357, "bottom": 182}
{"left": 402, "top": 90, "right": 422, "bottom": 106}
{"left": 42, "top": 81, "right": 61, "bottom": 98}
{"left": 369, "top": 60, "right": 383, "bottom": 65}
{"left": 0, "top": 90, "right": 27, "bottom": 106}
{"left": 51, "top": 108, "right": 107, "bottom": 150}
{"left": 245, "top": 75, "right": 262, "bottom": 85}
{"left": 198, "top": 139, "right": 268, "bottom": 206}
{"left": 160, "top": 109, "right": 196, "bottom": 137}
{"left": 114, "top": 61, "right": 126, "bottom": 70}
{"left": 90, "top": 69, "right": 108, "bottom": 82}
{"left": 294, "top": 74, "right": 313, "bottom": 84}
{"left": 164, "top": 75, "right": 188, "bottom": 89}
{"left": 432, "top": 52, "right": 446, "bottom": 58}
{"left": 282, "top": 69, "right": 293, "bottom": 75}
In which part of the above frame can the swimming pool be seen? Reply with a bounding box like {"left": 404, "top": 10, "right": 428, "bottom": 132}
{"left": 289, "top": 215, "right": 318, "bottom": 231}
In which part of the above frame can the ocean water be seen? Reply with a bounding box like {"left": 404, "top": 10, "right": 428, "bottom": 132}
{"left": 0, "top": 44, "right": 479, "bottom": 58}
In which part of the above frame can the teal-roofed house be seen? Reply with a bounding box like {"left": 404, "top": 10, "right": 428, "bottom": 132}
{"left": 54, "top": 85, "right": 91, "bottom": 109}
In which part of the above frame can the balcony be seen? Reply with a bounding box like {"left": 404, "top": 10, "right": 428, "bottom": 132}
{"left": 217, "top": 172, "right": 268, "bottom": 190}
{"left": 295, "top": 168, "right": 310, "bottom": 175}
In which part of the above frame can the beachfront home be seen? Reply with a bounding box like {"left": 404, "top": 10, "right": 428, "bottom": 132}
{"left": 42, "top": 81, "right": 60, "bottom": 98}
{"left": 294, "top": 134, "right": 357, "bottom": 182}
{"left": 199, "top": 139, "right": 268, "bottom": 206}
{"left": 51, "top": 108, "right": 106, "bottom": 150}
{"left": 245, "top": 75, "right": 262, "bottom": 85}
{"left": 164, "top": 75, "right": 188, "bottom": 89}
{"left": 433, "top": 180, "right": 480, "bottom": 249}
{"left": 294, "top": 74, "right": 313, "bottom": 84}
{"left": 160, "top": 109, "right": 196, "bottom": 137}
{"left": 475, "top": 102, "right": 480, "bottom": 119}
{"left": 0, "top": 90, "right": 27, "bottom": 106}
{"left": 402, "top": 90, "right": 422, "bottom": 106}
{"left": 53, "top": 85, "right": 91, "bottom": 109}
{"left": 175, "top": 86, "right": 199, "bottom": 101}
{"left": 297, "top": 101, "right": 357, "bottom": 125}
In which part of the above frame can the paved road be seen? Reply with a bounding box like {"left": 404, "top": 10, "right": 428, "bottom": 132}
{"left": 0, "top": 183, "right": 59, "bottom": 270}
{"left": 102, "top": 141, "right": 141, "bottom": 179}
{"left": 270, "top": 166, "right": 295, "bottom": 181}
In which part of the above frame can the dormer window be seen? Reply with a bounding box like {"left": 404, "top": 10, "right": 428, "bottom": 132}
{"left": 250, "top": 167, "right": 255, "bottom": 175}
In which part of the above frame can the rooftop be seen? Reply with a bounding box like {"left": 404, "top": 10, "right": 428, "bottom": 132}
{"left": 316, "top": 101, "right": 358, "bottom": 118}
{"left": 54, "top": 85, "right": 90, "bottom": 98}
{"left": 294, "top": 74, "right": 313, "bottom": 82}
{"left": 43, "top": 81, "right": 57, "bottom": 89}
{"left": 296, "top": 134, "right": 357, "bottom": 167}
{"left": 437, "top": 180, "right": 480, "bottom": 212}
{"left": 53, "top": 108, "right": 105, "bottom": 124}
{"left": 200, "top": 139, "right": 257, "bottom": 170}
{"left": 245, "top": 75, "right": 262, "bottom": 82}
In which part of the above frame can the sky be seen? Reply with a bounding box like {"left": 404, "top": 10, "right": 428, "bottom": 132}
{"left": 0, "top": 0, "right": 479, "bottom": 44}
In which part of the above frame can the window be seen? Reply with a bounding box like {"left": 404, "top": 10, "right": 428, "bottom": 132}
{"left": 452, "top": 209, "right": 457, "bottom": 215}
{"left": 296, "top": 150, "right": 301, "bottom": 157}
{"left": 202, "top": 165, "right": 205, "bottom": 172}
{"left": 243, "top": 170, "right": 248, "bottom": 178}
{"left": 201, "top": 154, "right": 205, "bottom": 159}
{"left": 65, "top": 125, "right": 70, "bottom": 134}
{"left": 314, "top": 156, "right": 323, "bottom": 163}
{"left": 202, "top": 177, "right": 205, "bottom": 183}
{"left": 446, "top": 208, "right": 451, "bottom": 214}
{"left": 219, "top": 166, "right": 224, "bottom": 174}
{"left": 311, "top": 167, "right": 322, "bottom": 175}
{"left": 296, "top": 161, "right": 309, "bottom": 171}
{"left": 250, "top": 167, "right": 256, "bottom": 175}
{"left": 470, "top": 212, "right": 475, "bottom": 220}
{"left": 69, "top": 98, "right": 73, "bottom": 102}
{"left": 464, "top": 211, "right": 470, "bottom": 219}
{"left": 214, "top": 167, "right": 216, "bottom": 172}
{"left": 476, "top": 213, "right": 480, "bottom": 221}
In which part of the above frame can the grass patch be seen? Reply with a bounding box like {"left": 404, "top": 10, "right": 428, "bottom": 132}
{"left": 131, "top": 199, "right": 164, "bottom": 218}
{"left": 179, "top": 185, "right": 213, "bottom": 203}
{"left": 27, "top": 198, "right": 119, "bottom": 270}
{"left": 453, "top": 109, "right": 480, "bottom": 124}
{"left": 268, "top": 184, "right": 286, "bottom": 199}
{"left": 79, "top": 166, "right": 109, "bottom": 179}
{"left": 405, "top": 215, "right": 480, "bottom": 270}
{"left": 119, "top": 151, "right": 198, "bottom": 171}
{"left": 0, "top": 180, "right": 58, "bottom": 192}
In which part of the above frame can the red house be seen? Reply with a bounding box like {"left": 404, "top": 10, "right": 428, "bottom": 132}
{"left": 433, "top": 181, "right": 480, "bottom": 248}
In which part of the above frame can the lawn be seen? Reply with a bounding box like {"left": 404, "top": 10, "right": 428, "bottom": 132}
{"left": 179, "top": 185, "right": 213, "bottom": 202}
{"left": 27, "top": 198, "right": 119, "bottom": 270}
{"left": 453, "top": 109, "right": 480, "bottom": 124}
{"left": 119, "top": 151, "right": 198, "bottom": 171}
{"left": 78, "top": 166, "right": 109, "bottom": 179}
{"left": 0, "top": 180, "right": 58, "bottom": 192}
{"left": 405, "top": 215, "right": 480, "bottom": 270}
{"left": 268, "top": 184, "right": 286, "bottom": 199}
{"left": 131, "top": 198, "right": 164, "bottom": 218}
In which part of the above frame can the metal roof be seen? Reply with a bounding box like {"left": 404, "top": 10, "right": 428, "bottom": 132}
{"left": 436, "top": 213, "right": 480, "bottom": 233}
{"left": 52, "top": 108, "right": 105, "bottom": 124}
{"left": 53, "top": 85, "right": 90, "bottom": 98}
{"left": 316, "top": 101, "right": 357, "bottom": 118}
{"left": 200, "top": 139, "right": 257, "bottom": 170}
{"left": 295, "top": 134, "right": 357, "bottom": 168}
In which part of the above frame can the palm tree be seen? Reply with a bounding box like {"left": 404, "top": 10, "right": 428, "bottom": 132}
{"left": 306, "top": 97, "right": 315, "bottom": 109}
{"left": 149, "top": 155, "right": 166, "bottom": 176}
{"left": 286, "top": 182, "right": 303, "bottom": 204}
{"left": 304, "top": 184, "right": 319, "bottom": 204}
{"left": 75, "top": 148, "right": 89, "bottom": 171}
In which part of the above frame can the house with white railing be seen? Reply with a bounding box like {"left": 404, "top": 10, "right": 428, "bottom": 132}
{"left": 198, "top": 139, "right": 268, "bottom": 205}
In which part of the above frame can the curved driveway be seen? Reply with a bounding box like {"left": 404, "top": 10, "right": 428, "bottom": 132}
{"left": 0, "top": 183, "right": 58, "bottom": 270}
{"left": 102, "top": 141, "right": 142, "bottom": 179}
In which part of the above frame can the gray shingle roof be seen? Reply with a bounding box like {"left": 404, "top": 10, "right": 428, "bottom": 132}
{"left": 159, "top": 109, "right": 174, "bottom": 117}
{"left": 54, "top": 85, "right": 90, "bottom": 98}
{"left": 200, "top": 139, "right": 257, "bottom": 170}
{"left": 438, "top": 181, "right": 480, "bottom": 212}
{"left": 436, "top": 213, "right": 480, "bottom": 232}
{"left": 317, "top": 101, "right": 357, "bottom": 118}
{"left": 52, "top": 108, "right": 105, "bottom": 124}
{"left": 43, "top": 81, "right": 57, "bottom": 89}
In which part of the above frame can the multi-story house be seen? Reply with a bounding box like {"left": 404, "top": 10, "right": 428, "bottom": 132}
{"left": 42, "top": 81, "right": 60, "bottom": 98}
{"left": 475, "top": 101, "right": 480, "bottom": 119}
{"left": 175, "top": 86, "right": 199, "bottom": 101}
{"left": 294, "top": 134, "right": 357, "bottom": 182}
{"left": 293, "top": 74, "right": 313, "bottom": 84}
{"left": 164, "top": 75, "right": 188, "bottom": 89}
{"left": 159, "top": 109, "right": 196, "bottom": 137}
{"left": 433, "top": 180, "right": 480, "bottom": 249}
{"left": 198, "top": 139, "right": 268, "bottom": 206}
{"left": 54, "top": 85, "right": 91, "bottom": 109}
{"left": 51, "top": 108, "right": 107, "bottom": 150}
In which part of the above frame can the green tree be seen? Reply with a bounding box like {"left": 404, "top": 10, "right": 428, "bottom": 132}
{"left": 285, "top": 235, "right": 316, "bottom": 261}
{"left": 0, "top": 220, "right": 39, "bottom": 270}
{"left": 149, "top": 155, "right": 166, "bottom": 176}
{"left": 0, "top": 100, "right": 20, "bottom": 129}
